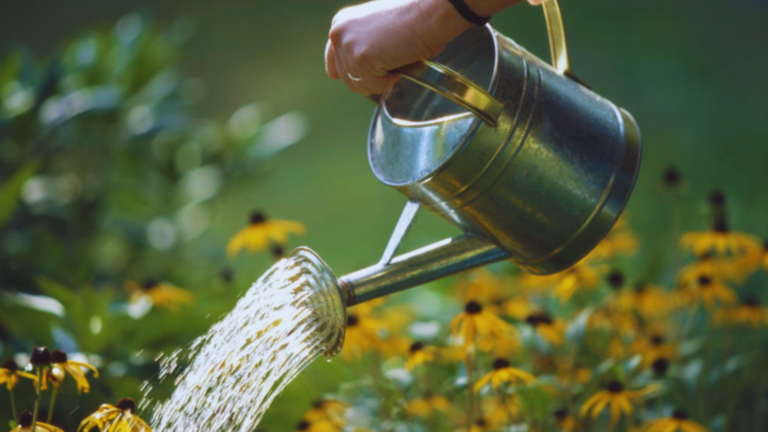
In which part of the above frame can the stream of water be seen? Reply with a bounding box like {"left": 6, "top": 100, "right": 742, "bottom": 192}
{"left": 149, "top": 249, "right": 345, "bottom": 431}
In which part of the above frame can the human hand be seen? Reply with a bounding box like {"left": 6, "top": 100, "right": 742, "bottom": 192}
{"left": 325, "top": 0, "right": 540, "bottom": 96}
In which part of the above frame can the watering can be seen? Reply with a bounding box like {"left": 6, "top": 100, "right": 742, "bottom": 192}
{"left": 300, "top": 0, "right": 641, "bottom": 355}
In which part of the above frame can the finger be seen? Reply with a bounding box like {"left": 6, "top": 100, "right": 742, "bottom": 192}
{"left": 335, "top": 46, "right": 373, "bottom": 95}
{"left": 325, "top": 40, "right": 340, "bottom": 79}
{"left": 363, "top": 72, "right": 400, "bottom": 95}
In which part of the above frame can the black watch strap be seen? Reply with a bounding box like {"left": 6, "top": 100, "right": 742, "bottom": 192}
{"left": 447, "top": 0, "right": 491, "bottom": 26}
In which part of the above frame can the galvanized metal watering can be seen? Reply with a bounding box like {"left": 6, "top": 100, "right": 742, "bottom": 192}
{"left": 299, "top": 0, "right": 641, "bottom": 355}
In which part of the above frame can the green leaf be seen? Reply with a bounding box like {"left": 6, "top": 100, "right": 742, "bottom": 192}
{"left": 36, "top": 276, "right": 76, "bottom": 305}
{"left": 0, "top": 160, "right": 38, "bottom": 228}
{"left": 8, "top": 420, "right": 18, "bottom": 429}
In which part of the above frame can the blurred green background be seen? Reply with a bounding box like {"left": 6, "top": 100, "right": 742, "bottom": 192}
{"left": 1, "top": 0, "right": 766, "bottom": 429}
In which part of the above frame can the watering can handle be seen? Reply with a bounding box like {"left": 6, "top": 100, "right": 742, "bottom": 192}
{"left": 390, "top": 0, "right": 575, "bottom": 127}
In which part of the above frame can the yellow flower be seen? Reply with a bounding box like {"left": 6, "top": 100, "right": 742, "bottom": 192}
{"left": 678, "top": 253, "right": 755, "bottom": 286}
{"left": 579, "top": 381, "right": 659, "bottom": 425}
{"left": 227, "top": 211, "right": 305, "bottom": 257}
{"left": 0, "top": 360, "right": 37, "bottom": 390}
{"left": 405, "top": 342, "right": 438, "bottom": 370}
{"left": 550, "top": 263, "right": 604, "bottom": 301}
{"left": 588, "top": 308, "right": 638, "bottom": 338}
{"left": 482, "top": 394, "right": 520, "bottom": 427}
{"left": 340, "top": 312, "right": 381, "bottom": 361}
{"left": 501, "top": 296, "right": 535, "bottom": 320}
{"left": 641, "top": 409, "right": 709, "bottom": 432}
{"left": 631, "top": 333, "right": 676, "bottom": 367}
{"left": 78, "top": 399, "right": 151, "bottom": 432}
{"left": 296, "top": 419, "right": 340, "bottom": 432}
{"left": 455, "top": 269, "right": 508, "bottom": 305}
{"left": 586, "top": 216, "right": 639, "bottom": 261}
{"left": 11, "top": 411, "right": 63, "bottom": 432}
{"left": 680, "top": 275, "right": 736, "bottom": 309}
{"left": 525, "top": 312, "right": 566, "bottom": 346}
{"left": 474, "top": 358, "right": 536, "bottom": 392}
{"left": 714, "top": 296, "right": 768, "bottom": 328}
{"left": 406, "top": 393, "right": 452, "bottom": 417}
{"left": 450, "top": 301, "right": 514, "bottom": 351}
{"left": 49, "top": 350, "right": 98, "bottom": 393}
{"left": 125, "top": 279, "right": 195, "bottom": 312}
{"left": 304, "top": 399, "right": 348, "bottom": 426}
{"left": 680, "top": 219, "right": 761, "bottom": 259}
{"left": 613, "top": 283, "right": 680, "bottom": 319}
{"left": 554, "top": 408, "right": 578, "bottom": 432}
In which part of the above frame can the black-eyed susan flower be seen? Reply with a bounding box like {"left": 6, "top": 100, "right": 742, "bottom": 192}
{"left": 588, "top": 308, "right": 639, "bottom": 338}
{"left": 482, "top": 394, "right": 520, "bottom": 427}
{"left": 501, "top": 296, "right": 535, "bottom": 320}
{"left": 579, "top": 381, "right": 659, "bottom": 425}
{"left": 49, "top": 350, "right": 98, "bottom": 393}
{"left": 680, "top": 191, "right": 761, "bottom": 258}
{"left": 295, "top": 419, "right": 339, "bottom": 432}
{"left": 340, "top": 312, "right": 381, "bottom": 361}
{"left": 586, "top": 216, "right": 639, "bottom": 261}
{"left": 304, "top": 399, "right": 348, "bottom": 427}
{"left": 28, "top": 347, "right": 54, "bottom": 391}
{"left": 677, "top": 253, "right": 753, "bottom": 286}
{"left": 1, "top": 360, "right": 37, "bottom": 390}
{"left": 405, "top": 341, "right": 438, "bottom": 370}
{"left": 549, "top": 262, "right": 604, "bottom": 301}
{"left": 78, "top": 398, "right": 151, "bottom": 432}
{"left": 651, "top": 357, "right": 671, "bottom": 377}
{"left": 456, "top": 269, "right": 507, "bottom": 306}
{"left": 125, "top": 279, "right": 195, "bottom": 312}
{"left": 714, "top": 295, "right": 768, "bottom": 328}
{"left": 525, "top": 312, "right": 566, "bottom": 346}
{"left": 662, "top": 166, "right": 682, "bottom": 189}
{"left": 554, "top": 408, "right": 578, "bottom": 432}
{"left": 227, "top": 211, "right": 305, "bottom": 257}
{"left": 681, "top": 275, "right": 736, "bottom": 310}
{"left": 474, "top": 358, "right": 535, "bottom": 392}
{"left": 406, "top": 392, "right": 451, "bottom": 417}
{"left": 631, "top": 333, "right": 676, "bottom": 367}
{"left": 450, "top": 301, "right": 513, "bottom": 351}
{"left": 11, "top": 411, "right": 63, "bottom": 432}
{"left": 613, "top": 283, "right": 679, "bottom": 319}
{"left": 641, "top": 409, "right": 708, "bottom": 432}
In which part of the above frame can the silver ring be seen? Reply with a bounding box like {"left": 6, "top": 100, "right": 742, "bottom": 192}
{"left": 347, "top": 72, "right": 362, "bottom": 82}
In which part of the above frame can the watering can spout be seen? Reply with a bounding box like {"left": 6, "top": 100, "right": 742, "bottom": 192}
{"left": 337, "top": 201, "right": 509, "bottom": 307}
{"left": 339, "top": 234, "right": 509, "bottom": 307}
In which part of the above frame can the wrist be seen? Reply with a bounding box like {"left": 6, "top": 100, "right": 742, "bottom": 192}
{"left": 415, "top": 0, "right": 474, "bottom": 49}
{"left": 464, "top": 0, "right": 524, "bottom": 17}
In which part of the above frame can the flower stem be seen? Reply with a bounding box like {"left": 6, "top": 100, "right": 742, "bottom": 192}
{"left": 465, "top": 350, "right": 475, "bottom": 431}
{"left": 498, "top": 387, "right": 514, "bottom": 426}
{"left": 9, "top": 388, "right": 17, "bottom": 420}
{"left": 31, "top": 368, "right": 42, "bottom": 432}
{"left": 47, "top": 387, "right": 57, "bottom": 423}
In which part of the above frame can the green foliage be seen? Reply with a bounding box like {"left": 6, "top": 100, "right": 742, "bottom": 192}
{"left": 0, "top": 14, "right": 306, "bottom": 431}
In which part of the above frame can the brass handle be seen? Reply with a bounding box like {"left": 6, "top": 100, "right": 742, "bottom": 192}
{"left": 378, "top": 0, "right": 578, "bottom": 125}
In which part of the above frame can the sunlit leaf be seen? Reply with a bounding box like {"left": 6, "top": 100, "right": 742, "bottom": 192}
{"left": 0, "top": 160, "right": 38, "bottom": 228}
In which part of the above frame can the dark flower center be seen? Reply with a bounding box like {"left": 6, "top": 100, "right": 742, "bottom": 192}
{"left": 347, "top": 314, "right": 359, "bottom": 327}
{"left": 763, "top": 239, "right": 768, "bottom": 251}
{"left": 475, "top": 419, "right": 487, "bottom": 427}
{"left": 708, "top": 190, "right": 726, "bottom": 207}
{"left": 663, "top": 167, "right": 681, "bottom": 187}
{"left": 2, "top": 359, "right": 18, "bottom": 372}
{"left": 606, "top": 380, "right": 623, "bottom": 393}
{"left": 697, "top": 275, "right": 712, "bottom": 287}
{"left": 652, "top": 358, "right": 670, "bottom": 376}
{"left": 492, "top": 358, "right": 511, "bottom": 370}
{"left": 272, "top": 245, "right": 285, "bottom": 259}
{"left": 672, "top": 409, "right": 688, "bottom": 420}
{"left": 116, "top": 398, "right": 136, "bottom": 413}
{"left": 18, "top": 411, "right": 33, "bottom": 428}
{"left": 634, "top": 283, "right": 647, "bottom": 294}
{"left": 409, "top": 342, "right": 424, "bottom": 353}
{"left": 30, "top": 347, "right": 52, "bottom": 366}
{"left": 525, "top": 312, "right": 553, "bottom": 326}
{"left": 296, "top": 420, "right": 310, "bottom": 430}
{"left": 607, "top": 271, "right": 624, "bottom": 289}
{"left": 142, "top": 279, "right": 159, "bottom": 290}
{"left": 465, "top": 301, "right": 482, "bottom": 314}
{"left": 250, "top": 211, "right": 267, "bottom": 225}
{"left": 51, "top": 349, "right": 68, "bottom": 363}
{"left": 220, "top": 267, "right": 234, "bottom": 283}
{"left": 553, "top": 408, "right": 568, "bottom": 420}
{"left": 312, "top": 399, "right": 323, "bottom": 409}
{"left": 744, "top": 296, "right": 760, "bottom": 307}
{"left": 650, "top": 335, "right": 664, "bottom": 345}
